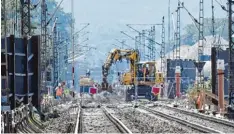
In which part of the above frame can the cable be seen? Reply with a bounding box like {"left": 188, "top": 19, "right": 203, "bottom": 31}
{"left": 181, "top": 3, "right": 200, "bottom": 30}
{"left": 180, "top": 2, "right": 207, "bottom": 41}
{"left": 214, "top": 0, "right": 234, "bottom": 12}
{"left": 46, "top": 0, "right": 64, "bottom": 26}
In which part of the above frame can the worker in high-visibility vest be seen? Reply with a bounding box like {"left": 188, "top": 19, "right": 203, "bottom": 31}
{"left": 56, "top": 83, "right": 63, "bottom": 99}
{"left": 196, "top": 90, "right": 201, "bottom": 110}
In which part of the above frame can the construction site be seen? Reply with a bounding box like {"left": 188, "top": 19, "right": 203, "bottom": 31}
{"left": 1, "top": 0, "right": 234, "bottom": 133}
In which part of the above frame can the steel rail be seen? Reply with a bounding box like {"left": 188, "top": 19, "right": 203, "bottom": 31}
{"left": 160, "top": 104, "right": 234, "bottom": 128}
{"left": 74, "top": 106, "right": 81, "bottom": 134}
{"left": 27, "top": 116, "right": 43, "bottom": 133}
{"left": 22, "top": 120, "right": 34, "bottom": 133}
{"left": 102, "top": 107, "right": 132, "bottom": 134}
{"left": 140, "top": 106, "right": 223, "bottom": 133}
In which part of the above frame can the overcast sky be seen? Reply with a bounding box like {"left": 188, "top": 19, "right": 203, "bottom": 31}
{"left": 56, "top": 0, "right": 227, "bottom": 54}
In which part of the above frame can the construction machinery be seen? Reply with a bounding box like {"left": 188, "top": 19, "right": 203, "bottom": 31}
{"left": 101, "top": 48, "right": 164, "bottom": 101}
{"left": 79, "top": 75, "right": 94, "bottom": 93}
{"left": 101, "top": 49, "right": 139, "bottom": 90}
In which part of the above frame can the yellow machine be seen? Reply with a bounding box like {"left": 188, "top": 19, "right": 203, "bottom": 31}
{"left": 101, "top": 48, "right": 164, "bottom": 101}
{"left": 101, "top": 49, "right": 139, "bottom": 90}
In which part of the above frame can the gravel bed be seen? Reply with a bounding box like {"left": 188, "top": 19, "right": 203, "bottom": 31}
{"left": 111, "top": 105, "right": 198, "bottom": 133}
{"left": 106, "top": 107, "right": 141, "bottom": 133}
{"left": 151, "top": 106, "right": 234, "bottom": 133}
{"left": 81, "top": 107, "right": 120, "bottom": 133}
{"left": 43, "top": 103, "right": 79, "bottom": 133}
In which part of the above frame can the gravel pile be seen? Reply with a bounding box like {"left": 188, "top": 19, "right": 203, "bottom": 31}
{"left": 151, "top": 106, "right": 234, "bottom": 133}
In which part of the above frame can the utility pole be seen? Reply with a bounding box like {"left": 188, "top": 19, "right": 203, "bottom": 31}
{"left": 53, "top": 18, "right": 58, "bottom": 89}
{"left": 1, "top": 0, "right": 9, "bottom": 103}
{"left": 41, "top": 0, "right": 47, "bottom": 92}
{"left": 228, "top": 0, "right": 234, "bottom": 113}
{"left": 148, "top": 26, "right": 155, "bottom": 60}
{"left": 211, "top": 0, "right": 215, "bottom": 38}
{"left": 171, "top": 12, "right": 176, "bottom": 59}
{"left": 121, "top": 31, "right": 160, "bottom": 59}
{"left": 168, "top": 0, "right": 171, "bottom": 59}
{"left": 135, "top": 36, "right": 140, "bottom": 50}
{"left": 175, "top": 1, "right": 181, "bottom": 66}
{"left": 20, "top": 0, "right": 31, "bottom": 36}
{"left": 71, "top": 0, "right": 75, "bottom": 90}
{"left": 142, "top": 30, "right": 146, "bottom": 61}
{"left": 161, "top": 16, "right": 166, "bottom": 74}
{"left": 198, "top": 0, "right": 205, "bottom": 88}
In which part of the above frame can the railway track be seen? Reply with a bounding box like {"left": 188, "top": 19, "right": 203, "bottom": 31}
{"left": 44, "top": 103, "right": 79, "bottom": 133}
{"left": 140, "top": 106, "right": 224, "bottom": 133}
{"left": 2, "top": 99, "right": 81, "bottom": 133}
{"left": 76, "top": 105, "right": 132, "bottom": 133}
{"left": 149, "top": 104, "right": 234, "bottom": 133}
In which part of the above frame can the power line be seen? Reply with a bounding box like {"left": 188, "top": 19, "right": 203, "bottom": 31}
{"left": 46, "top": 0, "right": 64, "bottom": 26}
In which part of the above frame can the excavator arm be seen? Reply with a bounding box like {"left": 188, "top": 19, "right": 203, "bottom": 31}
{"left": 102, "top": 49, "right": 139, "bottom": 91}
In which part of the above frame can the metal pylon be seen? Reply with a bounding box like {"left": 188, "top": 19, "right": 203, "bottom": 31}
{"left": 198, "top": 0, "right": 204, "bottom": 87}
{"left": 41, "top": 0, "right": 47, "bottom": 91}
{"left": 1, "top": 0, "right": 9, "bottom": 100}
{"left": 20, "top": 0, "right": 31, "bottom": 36}
{"left": 53, "top": 19, "right": 58, "bottom": 88}
{"left": 161, "top": 16, "right": 166, "bottom": 74}
{"left": 175, "top": 0, "right": 181, "bottom": 66}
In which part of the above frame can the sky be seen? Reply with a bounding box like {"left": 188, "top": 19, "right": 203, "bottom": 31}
{"left": 56, "top": 0, "right": 226, "bottom": 50}
{"left": 54, "top": 0, "right": 227, "bottom": 84}
{"left": 55, "top": 0, "right": 227, "bottom": 69}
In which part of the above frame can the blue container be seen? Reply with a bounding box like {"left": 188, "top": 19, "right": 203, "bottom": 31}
{"left": 199, "top": 55, "right": 211, "bottom": 61}
{"left": 80, "top": 86, "right": 92, "bottom": 93}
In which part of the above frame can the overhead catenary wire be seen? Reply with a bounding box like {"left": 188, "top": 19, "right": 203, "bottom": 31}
{"left": 179, "top": 2, "right": 207, "bottom": 41}
{"left": 46, "top": 0, "right": 64, "bottom": 26}
{"left": 214, "top": 0, "right": 232, "bottom": 12}
{"left": 120, "top": 31, "right": 160, "bottom": 57}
